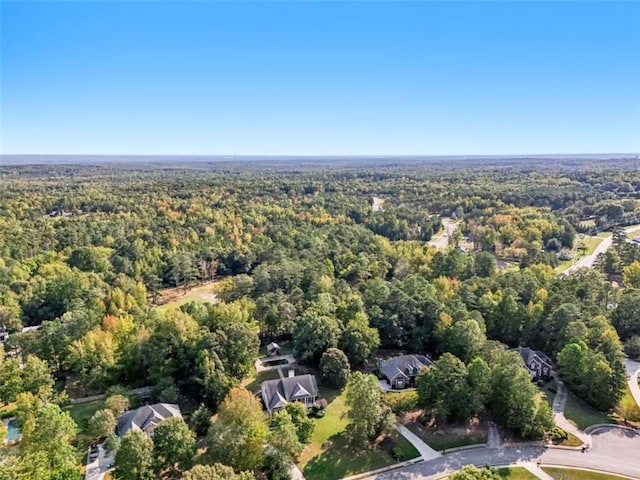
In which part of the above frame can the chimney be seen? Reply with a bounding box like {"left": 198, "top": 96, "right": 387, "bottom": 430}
{"left": 288, "top": 369, "right": 295, "bottom": 378}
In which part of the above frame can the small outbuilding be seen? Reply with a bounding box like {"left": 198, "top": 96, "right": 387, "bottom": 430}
{"left": 266, "top": 342, "right": 281, "bottom": 357}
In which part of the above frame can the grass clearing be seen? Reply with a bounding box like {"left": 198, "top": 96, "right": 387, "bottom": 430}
{"left": 563, "top": 391, "right": 615, "bottom": 430}
{"left": 298, "top": 388, "right": 418, "bottom": 480}
{"left": 154, "top": 282, "right": 218, "bottom": 310}
{"left": 241, "top": 369, "right": 281, "bottom": 394}
{"left": 496, "top": 467, "right": 539, "bottom": 480}
{"left": 404, "top": 419, "right": 487, "bottom": 451}
{"left": 543, "top": 467, "right": 630, "bottom": 480}
{"left": 63, "top": 399, "right": 106, "bottom": 460}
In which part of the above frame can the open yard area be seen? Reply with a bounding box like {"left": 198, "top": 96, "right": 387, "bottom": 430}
{"left": 298, "top": 389, "right": 419, "bottom": 480}
{"left": 403, "top": 416, "right": 487, "bottom": 451}
{"left": 496, "top": 467, "right": 539, "bottom": 480}
{"left": 154, "top": 282, "right": 218, "bottom": 309}
{"left": 563, "top": 391, "right": 615, "bottom": 430}
{"left": 63, "top": 399, "right": 106, "bottom": 457}
{"left": 543, "top": 467, "right": 630, "bottom": 480}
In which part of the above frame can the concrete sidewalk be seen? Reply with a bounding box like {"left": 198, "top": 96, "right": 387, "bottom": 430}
{"left": 395, "top": 423, "right": 441, "bottom": 461}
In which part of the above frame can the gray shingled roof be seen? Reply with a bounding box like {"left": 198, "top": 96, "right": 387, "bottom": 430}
{"left": 261, "top": 374, "right": 318, "bottom": 414}
{"left": 514, "top": 347, "right": 552, "bottom": 368}
{"left": 379, "top": 354, "right": 432, "bottom": 381}
{"left": 117, "top": 403, "right": 181, "bottom": 437}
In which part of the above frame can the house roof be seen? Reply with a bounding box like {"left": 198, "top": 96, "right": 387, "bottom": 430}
{"left": 379, "top": 354, "right": 432, "bottom": 381}
{"left": 514, "top": 347, "right": 552, "bottom": 368}
{"left": 117, "top": 403, "right": 181, "bottom": 437}
{"left": 261, "top": 374, "right": 318, "bottom": 414}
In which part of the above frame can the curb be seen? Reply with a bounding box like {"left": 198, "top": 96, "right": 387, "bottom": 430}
{"left": 340, "top": 457, "right": 423, "bottom": 480}
{"left": 440, "top": 443, "right": 487, "bottom": 454}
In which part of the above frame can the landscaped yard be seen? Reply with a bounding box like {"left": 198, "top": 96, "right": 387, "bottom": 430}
{"left": 298, "top": 389, "right": 419, "bottom": 480}
{"left": 496, "top": 467, "right": 539, "bottom": 479}
{"left": 543, "top": 467, "right": 630, "bottom": 480}
{"left": 563, "top": 391, "right": 615, "bottom": 430}
{"left": 404, "top": 418, "right": 487, "bottom": 451}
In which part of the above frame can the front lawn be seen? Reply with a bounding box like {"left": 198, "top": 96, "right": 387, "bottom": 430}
{"left": 563, "top": 391, "right": 615, "bottom": 430}
{"left": 543, "top": 467, "right": 629, "bottom": 480}
{"left": 298, "top": 388, "right": 419, "bottom": 480}
{"left": 404, "top": 418, "right": 487, "bottom": 451}
{"left": 496, "top": 467, "right": 539, "bottom": 480}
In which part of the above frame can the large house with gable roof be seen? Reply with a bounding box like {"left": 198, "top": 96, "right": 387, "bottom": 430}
{"left": 117, "top": 403, "right": 182, "bottom": 437}
{"left": 378, "top": 354, "right": 432, "bottom": 390}
{"left": 261, "top": 373, "right": 319, "bottom": 415}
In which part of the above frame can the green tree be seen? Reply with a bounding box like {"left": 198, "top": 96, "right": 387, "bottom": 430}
{"left": 450, "top": 465, "right": 501, "bottom": 480}
{"left": 207, "top": 386, "right": 268, "bottom": 471}
{"left": 152, "top": 416, "right": 196, "bottom": 475}
{"left": 15, "top": 402, "right": 80, "bottom": 480}
{"left": 88, "top": 408, "right": 117, "bottom": 440}
{"left": 320, "top": 348, "right": 351, "bottom": 389}
{"left": 182, "top": 464, "right": 255, "bottom": 480}
{"left": 487, "top": 351, "right": 553, "bottom": 438}
{"left": 191, "top": 403, "right": 213, "bottom": 436}
{"left": 269, "top": 410, "right": 303, "bottom": 460}
{"left": 21, "top": 355, "right": 54, "bottom": 399}
{"left": 623, "top": 261, "right": 640, "bottom": 289}
{"left": 283, "top": 402, "right": 314, "bottom": 443}
{"left": 339, "top": 313, "right": 380, "bottom": 367}
{"left": 0, "top": 357, "right": 23, "bottom": 404}
{"left": 345, "top": 372, "right": 389, "bottom": 445}
{"left": 113, "top": 429, "right": 154, "bottom": 480}
{"left": 105, "top": 394, "right": 130, "bottom": 417}
{"left": 292, "top": 312, "right": 340, "bottom": 363}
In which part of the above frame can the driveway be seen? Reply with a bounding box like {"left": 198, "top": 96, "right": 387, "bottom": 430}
{"left": 84, "top": 444, "right": 114, "bottom": 480}
{"left": 625, "top": 359, "right": 640, "bottom": 408}
{"left": 551, "top": 376, "right": 590, "bottom": 445}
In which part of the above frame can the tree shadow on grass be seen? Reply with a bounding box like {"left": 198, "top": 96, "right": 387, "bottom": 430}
{"left": 303, "top": 431, "right": 394, "bottom": 480}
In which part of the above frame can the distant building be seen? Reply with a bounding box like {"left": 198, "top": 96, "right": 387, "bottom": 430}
{"left": 513, "top": 347, "right": 553, "bottom": 378}
{"left": 117, "top": 403, "right": 182, "bottom": 437}
{"left": 261, "top": 374, "right": 318, "bottom": 415}
{"left": 0, "top": 326, "right": 8, "bottom": 343}
{"left": 378, "top": 354, "right": 432, "bottom": 390}
{"left": 21, "top": 326, "right": 41, "bottom": 334}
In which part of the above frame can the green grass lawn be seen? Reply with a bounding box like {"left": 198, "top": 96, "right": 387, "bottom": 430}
{"left": 543, "top": 467, "right": 630, "bottom": 480}
{"left": 563, "top": 391, "right": 615, "bottom": 430}
{"left": 496, "top": 467, "right": 539, "bottom": 480}
{"left": 155, "top": 283, "right": 218, "bottom": 310}
{"left": 298, "top": 389, "right": 418, "bottom": 480}
{"left": 405, "top": 421, "right": 487, "bottom": 451}
{"left": 63, "top": 399, "right": 106, "bottom": 461}
{"left": 242, "top": 369, "right": 281, "bottom": 394}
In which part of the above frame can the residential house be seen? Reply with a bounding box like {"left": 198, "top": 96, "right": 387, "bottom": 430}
{"left": 117, "top": 403, "right": 182, "bottom": 437}
{"left": 261, "top": 374, "right": 318, "bottom": 415}
{"left": 514, "top": 347, "right": 553, "bottom": 378}
{"left": 378, "top": 354, "right": 432, "bottom": 390}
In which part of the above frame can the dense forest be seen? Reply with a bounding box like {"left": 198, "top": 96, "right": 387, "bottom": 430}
{"left": 1, "top": 157, "right": 639, "bottom": 480}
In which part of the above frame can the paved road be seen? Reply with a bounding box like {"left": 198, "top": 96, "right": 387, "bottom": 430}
{"left": 625, "top": 359, "right": 640, "bottom": 409}
{"left": 84, "top": 444, "right": 113, "bottom": 480}
{"left": 361, "top": 427, "right": 640, "bottom": 480}
{"left": 428, "top": 219, "right": 459, "bottom": 250}
{"left": 563, "top": 224, "right": 640, "bottom": 275}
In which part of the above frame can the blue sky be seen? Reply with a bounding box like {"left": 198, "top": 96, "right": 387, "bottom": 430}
{"left": 1, "top": 1, "right": 639, "bottom": 155}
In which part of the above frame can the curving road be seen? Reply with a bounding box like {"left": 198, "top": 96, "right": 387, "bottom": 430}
{"left": 428, "top": 219, "right": 460, "bottom": 250}
{"left": 361, "top": 427, "right": 640, "bottom": 480}
{"left": 563, "top": 224, "right": 640, "bottom": 276}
